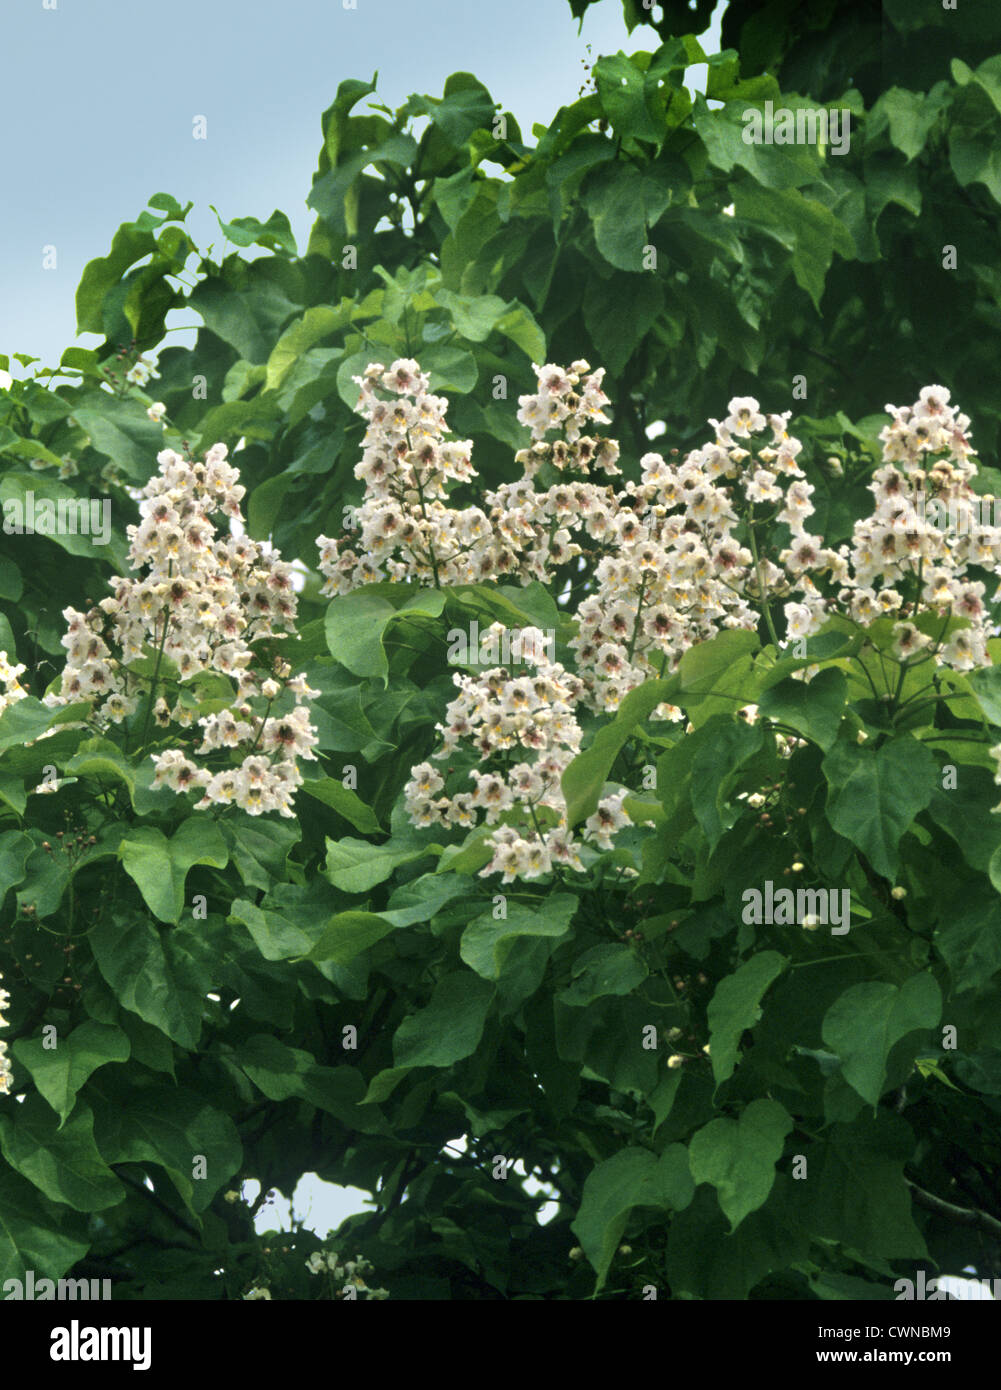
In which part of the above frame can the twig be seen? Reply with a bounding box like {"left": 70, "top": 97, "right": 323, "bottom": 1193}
{"left": 906, "top": 1180, "right": 1001, "bottom": 1240}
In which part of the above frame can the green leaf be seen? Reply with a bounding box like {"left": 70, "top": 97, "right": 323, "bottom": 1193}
{"left": 461, "top": 894, "right": 578, "bottom": 980}
{"left": 301, "top": 777, "right": 382, "bottom": 833}
{"left": 324, "top": 587, "right": 447, "bottom": 682}
{"left": 392, "top": 971, "right": 494, "bottom": 1068}
{"left": 0, "top": 696, "right": 81, "bottom": 753}
{"left": 264, "top": 304, "right": 348, "bottom": 390}
{"left": 229, "top": 881, "right": 346, "bottom": 961}
{"left": 75, "top": 199, "right": 192, "bottom": 334}
{"left": 666, "top": 1180, "right": 808, "bottom": 1299}
{"left": 583, "top": 163, "right": 672, "bottom": 272}
{"left": 0, "top": 774, "right": 26, "bottom": 818}
{"left": 433, "top": 288, "right": 508, "bottom": 341}
{"left": 0, "top": 554, "right": 23, "bottom": 602}
{"left": 0, "top": 1166, "right": 90, "bottom": 1282}
{"left": 707, "top": 952, "right": 788, "bottom": 1086}
{"left": 64, "top": 738, "right": 136, "bottom": 805}
{"left": 412, "top": 72, "right": 496, "bottom": 147}
{"left": 382, "top": 873, "right": 472, "bottom": 926}
{"left": 693, "top": 95, "right": 825, "bottom": 189}
{"left": 688, "top": 1098, "right": 793, "bottom": 1231}
{"left": 222, "top": 816, "right": 300, "bottom": 891}
{"left": 308, "top": 132, "right": 418, "bottom": 228}
{"left": 939, "top": 883, "right": 1001, "bottom": 993}
{"left": 967, "top": 663, "right": 1001, "bottom": 724}
{"left": 13, "top": 1021, "right": 131, "bottom": 1126}
{"left": 822, "top": 974, "right": 942, "bottom": 1106}
{"left": 795, "top": 1114, "right": 926, "bottom": 1258}
{"left": 689, "top": 719, "right": 764, "bottom": 851}
{"left": 877, "top": 85, "right": 950, "bottom": 162}
{"left": 494, "top": 303, "right": 547, "bottom": 362}
{"left": 72, "top": 400, "right": 171, "bottom": 488}
{"left": 211, "top": 206, "right": 297, "bottom": 255}
{"left": 571, "top": 1145, "right": 693, "bottom": 1292}
{"left": 222, "top": 359, "right": 267, "bottom": 402}
{"left": 434, "top": 825, "right": 494, "bottom": 875}
{"left": 119, "top": 820, "right": 229, "bottom": 924}
{"left": 324, "top": 835, "right": 432, "bottom": 894}
{"left": 239, "top": 1035, "right": 368, "bottom": 1122}
{"left": 822, "top": 733, "right": 937, "bottom": 879}
{"left": 732, "top": 181, "right": 856, "bottom": 311}
{"left": 556, "top": 942, "right": 646, "bottom": 1005}
{"left": 304, "top": 911, "right": 399, "bottom": 965}
{"left": 562, "top": 676, "right": 679, "bottom": 828}
{"left": 421, "top": 343, "right": 478, "bottom": 393}
{"left": 90, "top": 1081, "right": 241, "bottom": 1214}
{"left": 0, "top": 1096, "right": 125, "bottom": 1212}
{"left": 594, "top": 52, "right": 665, "bottom": 144}
{"left": 758, "top": 667, "right": 848, "bottom": 751}
{"left": 679, "top": 628, "right": 760, "bottom": 695}
{"left": 583, "top": 273, "right": 665, "bottom": 376}
{"left": 0, "top": 830, "right": 34, "bottom": 892}
{"left": 927, "top": 764, "right": 1001, "bottom": 871}
{"left": 118, "top": 1012, "right": 175, "bottom": 1078}
{"left": 89, "top": 913, "right": 211, "bottom": 1050}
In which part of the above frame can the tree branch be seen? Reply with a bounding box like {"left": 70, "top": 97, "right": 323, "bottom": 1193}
{"left": 906, "top": 1179, "right": 1001, "bottom": 1240}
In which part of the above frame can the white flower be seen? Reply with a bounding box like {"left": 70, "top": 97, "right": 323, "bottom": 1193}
{"left": 725, "top": 396, "right": 767, "bottom": 437}
{"left": 126, "top": 361, "right": 152, "bottom": 387}
{"left": 147, "top": 402, "right": 167, "bottom": 422}
{"left": 0, "top": 369, "right": 12, "bottom": 392}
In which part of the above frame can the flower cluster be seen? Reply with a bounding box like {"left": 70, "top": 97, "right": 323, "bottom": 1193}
{"left": 305, "top": 1250, "right": 389, "bottom": 1298}
{"left": 316, "top": 359, "right": 498, "bottom": 593}
{"left": 0, "top": 652, "right": 28, "bottom": 718}
{"left": 0, "top": 972, "right": 11, "bottom": 1096}
{"left": 319, "top": 358, "right": 1001, "bottom": 880}
{"left": 562, "top": 378, "right": 995, "bottom": 712}
{"left": 565, "top": 396, "right": 825, "bottom": 712}
{"left": 45, "top": 443, "right": 319, "bottom": 818}
{"left": 403, "top": 623, "right": 633, "bottom": 880}
{"left": 840, "top": 385, "right": 994, "bottom": 669}
{"left": 514, "top": 360, "right": 618, "bottom": 465}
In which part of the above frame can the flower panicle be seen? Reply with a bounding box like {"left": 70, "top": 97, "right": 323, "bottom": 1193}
{"left": 44, "top": 443, "right": 319, "bottom": 819}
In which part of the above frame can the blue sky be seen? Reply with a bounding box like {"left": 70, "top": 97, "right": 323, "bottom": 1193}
{"left": 1, "top": 0, "right": 721, "bottom": 372}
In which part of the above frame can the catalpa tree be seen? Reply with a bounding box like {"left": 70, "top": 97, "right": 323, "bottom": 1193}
{"left": 1, "top": 0, "right": 1000, "bottom": 1302}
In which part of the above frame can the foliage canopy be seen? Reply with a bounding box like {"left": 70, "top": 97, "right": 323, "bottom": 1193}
{"left": 1, "top": 0, "right": 1000, "bottom": 1301}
